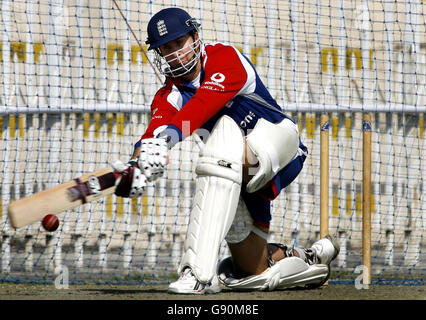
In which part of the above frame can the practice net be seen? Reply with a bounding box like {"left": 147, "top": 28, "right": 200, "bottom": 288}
{"left": 0, "top": 0, "right": 424, "bottom": 285}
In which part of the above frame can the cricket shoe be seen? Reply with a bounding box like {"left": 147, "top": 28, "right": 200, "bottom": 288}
{"left": 168, "top": 268, "right": 222, "bottom": 294}
{"left": 306, "top": 234, "right": 340, "bottom": 265}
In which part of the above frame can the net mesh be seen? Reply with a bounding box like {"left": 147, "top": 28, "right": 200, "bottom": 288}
{"left": 0, "top": 0, "right": 424, "bottom": 285}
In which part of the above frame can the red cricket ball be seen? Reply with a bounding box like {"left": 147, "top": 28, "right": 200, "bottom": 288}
{"left": 42, "top": 214, "right": 59, "bottom": 232}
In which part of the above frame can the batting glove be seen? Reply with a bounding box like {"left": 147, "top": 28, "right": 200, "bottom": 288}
{"left": 112, "top": 160, "right": 147, "bottom": 198}
{"left": 138, "top": 138, "right": 168, "bottom": 182}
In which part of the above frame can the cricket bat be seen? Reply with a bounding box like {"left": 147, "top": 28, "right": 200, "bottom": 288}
{"left": 8, "top": 168, "right": 120, "bottom": 229}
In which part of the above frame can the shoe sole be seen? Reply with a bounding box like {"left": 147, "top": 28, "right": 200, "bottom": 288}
{"left": 168, "top": 285, "right": 221, "bottom": 295}
{"left": 168, "top": 289, "right": 203, "bottom": 294}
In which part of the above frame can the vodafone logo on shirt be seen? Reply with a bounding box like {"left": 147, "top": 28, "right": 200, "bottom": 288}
{"left": 211, "top": 73, "right": 225, "bottom": 83}
{"left": 202, "top": 72, "right": 226, "bottom": 91}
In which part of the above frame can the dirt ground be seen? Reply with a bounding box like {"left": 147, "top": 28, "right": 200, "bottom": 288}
{"left": 0, "top": 283, "right": 423, "bottom": 319}
{"left": 0, "top": 282, "right": 424, "bottom": 300}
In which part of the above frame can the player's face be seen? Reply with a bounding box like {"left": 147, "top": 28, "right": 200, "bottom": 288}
{"left": 157, "top": 32, "right": 201, "bottom": 78}
{"left": 159, "top": 34, "right": 195, "bottom": 64}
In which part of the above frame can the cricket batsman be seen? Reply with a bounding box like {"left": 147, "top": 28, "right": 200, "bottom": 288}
{"left": 112, "top": 7, "right": 339, "bottom": 294}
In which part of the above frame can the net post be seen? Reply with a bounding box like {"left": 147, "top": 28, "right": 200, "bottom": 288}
{"left": 320, "top": 113, "right": 330, "bottom": 238}
{"left": 362, "top": 113, "right": 372, "bottom": 285}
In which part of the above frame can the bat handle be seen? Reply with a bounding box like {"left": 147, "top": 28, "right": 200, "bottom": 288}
{"left": 113, "top": 171, "right": 122, "bottom": 180}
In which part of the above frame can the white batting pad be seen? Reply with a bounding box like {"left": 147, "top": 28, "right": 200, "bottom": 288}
{"left": 245, "top": 118, "right": 299, "bottom": 193}
{"left": 178, "top": 116, "right": 244, "bottom": 283}
{"left": 218, "top": 256, "right": 329, "bottom": 291}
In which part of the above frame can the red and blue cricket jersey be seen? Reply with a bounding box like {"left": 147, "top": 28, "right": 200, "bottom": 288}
{"left": 139, "top": 42, "right": 308, "bottom": 229}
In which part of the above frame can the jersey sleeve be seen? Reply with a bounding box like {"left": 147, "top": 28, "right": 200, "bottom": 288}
{"left": 140, "top": 81, "right": 178, "bottom": 141}
{"left": 168, "top": 45, "right": 248, "bottom": 138}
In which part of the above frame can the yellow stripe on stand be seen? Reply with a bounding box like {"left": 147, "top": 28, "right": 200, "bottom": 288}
{"left": 332, "top": 184, "right": 339, "bottom": 216}
{"left": 106, "top": 113, "right": 114, "bottom": 137}
{"left": 331, "top": 115, "right": 339, "bottom": 140}
{"left": 356, "top": 188, "right": 362, "bottom": 215}
{"left": 345, "top": 116, "right": 351, "bottom": 138}
{"left": 141, "top": 195, "right": 161, "bottom": 216}
{"left": 116, "top": 196, "right": 124, "bottom": 218}
{"left": 18, "top": 114, "right": 24, "bottom": 138}
{"left": 7, "top": 114, "right": 25, "bottom": 138}
{"left": 332, "top": 194, "right": 339, "bottom": 217}
{"left": 93, "top": 113, "right": 101, "bottom": 139}
{"left": 83, "top": 113, "right": 90, "bottom": 138}
{"left": 106, "top": 195, "right": 113, "bottom": 218}
{"left": 142, "top": 195, "right": 148, "bottom": 216}
{"left": 116, "top": 113, "right": 124, "bottom": 136}
{"left": 346, "top": 188, "right": 352, "bottom": 216}
{"left": 306, "top": 113, "right": 315, "bottom": 139}
{"left": 9, "top": 115, "right": 16, "bottom": 138}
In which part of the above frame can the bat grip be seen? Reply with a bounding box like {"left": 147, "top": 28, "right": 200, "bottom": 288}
{"left": 67, "top": 172, "right": 119, "bottom": 203}
{"left": 74, "top": 177, "right": 88, "bottom": 204}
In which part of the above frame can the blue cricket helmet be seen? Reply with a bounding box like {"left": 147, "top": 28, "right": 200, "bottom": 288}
{"left": 146, "top": 8, "right": 200, "bottom": 50}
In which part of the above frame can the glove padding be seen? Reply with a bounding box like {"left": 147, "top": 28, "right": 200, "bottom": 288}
{"left": 138, "top": 138, "right": 168, "bottom": 182}
{"left": 112, "top": 160, "right": 147, "bottom": 198}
